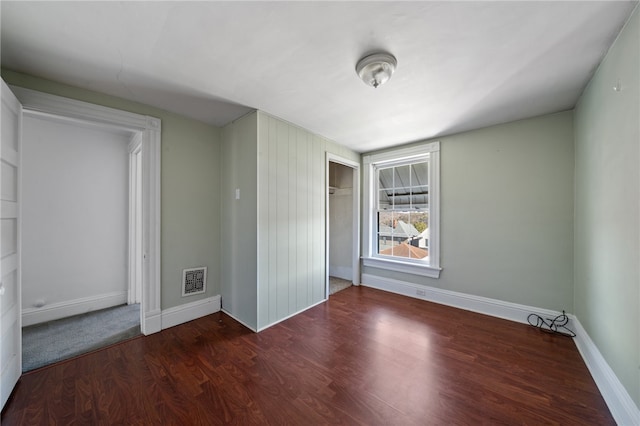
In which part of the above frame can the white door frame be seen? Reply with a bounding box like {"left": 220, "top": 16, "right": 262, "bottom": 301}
{"left": 10, "top": 86, "right": 162, "bottom": 335}
{"left": 1, "top": 80, "right": 23, "bottom": 409}
{"left": 128, "top": 134, "right": 143, "bottom": 305}
{"left": 325, "top": 153, "right": 360, "bottom": 298}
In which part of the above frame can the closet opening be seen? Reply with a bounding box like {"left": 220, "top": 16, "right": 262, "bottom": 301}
{"left": 325, "top": 155, "right": 360, "bottom": 297}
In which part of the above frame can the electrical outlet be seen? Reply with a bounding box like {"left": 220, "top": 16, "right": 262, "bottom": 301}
{"left": 416, "top": 289, "right": 426, "bottom": 296}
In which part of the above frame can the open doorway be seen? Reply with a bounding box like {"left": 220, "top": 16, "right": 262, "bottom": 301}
{"left": 326, "top": 154, "right": 360, "bottom": 297}
{"left": 8, "top": 85, "right": 162, "bottom": 372}
{"left": 19, "top": 112, "right": 142, "bottom": 371}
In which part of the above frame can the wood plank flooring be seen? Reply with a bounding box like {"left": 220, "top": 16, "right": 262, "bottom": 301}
{"left": 2, "top": 286, "right": 614, "bottom": 425}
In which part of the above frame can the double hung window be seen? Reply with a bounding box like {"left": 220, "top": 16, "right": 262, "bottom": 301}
{"left": 363, "top": 142, "right": 441, "bottom": 278}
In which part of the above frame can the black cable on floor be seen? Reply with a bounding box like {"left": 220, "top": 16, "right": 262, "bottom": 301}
{"left": 527, "top": 310, "right": 576, "bottom": 337}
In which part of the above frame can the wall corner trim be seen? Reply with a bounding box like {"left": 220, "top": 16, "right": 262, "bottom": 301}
{"left": 160, "top": 295, "right": 221, "bottom": 330}
{"left": 360, "top": 274, "right": 639, "bottom": 424}
{"left": 571, "top": 317, "right": 640, "bottom": 426}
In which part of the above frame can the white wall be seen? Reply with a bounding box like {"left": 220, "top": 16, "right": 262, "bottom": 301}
{"left": 22, "top": 114, "right": 130, "bottom": 322}
{"left": 329, "top": 162, "right": 353, "bottom": 280}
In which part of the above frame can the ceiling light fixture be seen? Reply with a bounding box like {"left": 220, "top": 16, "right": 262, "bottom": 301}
{"left": 356, "top": 52, "right": 397, "bottom": 88}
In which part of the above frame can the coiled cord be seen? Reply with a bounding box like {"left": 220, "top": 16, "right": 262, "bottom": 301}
{"left": 527, "top": 310, "right": 575, "bottom": 337}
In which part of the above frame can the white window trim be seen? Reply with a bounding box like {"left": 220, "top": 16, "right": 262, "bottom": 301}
{"left": 363, "top": 141, "right": 441, "bottom": 278}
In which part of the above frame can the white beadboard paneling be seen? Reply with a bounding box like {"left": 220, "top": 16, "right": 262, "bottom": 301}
{"left": 311, "top": 134, "right": 324, "bottom": 303}
{"left": 229, "top": 111, "right": 360, "bottom": 331}
{"left": 295, "top": 127, "right": 309, "bottom": 311}
{"left": 275, "top": 120, "right": 289, "bottom": 319}
{"left": 256, "top": 112, "right": 270, "bottom": 328}
{"left": 288, "top": 125, "right": 297, "bottom": 314}
{"left": 267, "top": 116, "right": 278, "bottom": 325}
{"left": 256, "top": 113, "right": 352, "bottom": 330}
{"left": 306, "top": 129, "right": 314, "bottom": 307}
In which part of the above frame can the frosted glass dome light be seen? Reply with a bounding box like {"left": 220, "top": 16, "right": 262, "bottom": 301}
{"left": 356, "top": 52, "right": 397, "bottom": 88}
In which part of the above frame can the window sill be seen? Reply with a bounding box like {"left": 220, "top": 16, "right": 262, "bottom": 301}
{"left": 362, "top": 257, "right": 442, "bottom": 278}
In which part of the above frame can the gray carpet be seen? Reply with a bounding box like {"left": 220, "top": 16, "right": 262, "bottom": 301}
{"left": 329, "top": 276, "right": 352, "bottom": 295}
{"left": 22, "top": 303, "right": 141, "bottom": 372}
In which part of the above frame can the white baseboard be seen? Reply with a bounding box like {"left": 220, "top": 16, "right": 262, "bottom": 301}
{"left": 361, "top": 274, "right": 563, "bottom": 326}
{"left": 329, "top": 266, "right": 352, "bottom": 281}
{"left": 161, "top": 295, "right": 221, "bottom": 330}
{"left": 142, "top": 309, "right": 162, "bottom": 335}
{"left": 361, "top": 273, "right": 639, "bottom": 424}
{"left": 571, "top": 317, "right": 640, "bottom": 426}
{"left": 22, "top": 291, "right": 127, "bottom": 327}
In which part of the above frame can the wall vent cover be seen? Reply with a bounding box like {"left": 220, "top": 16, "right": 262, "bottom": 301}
{"left": 182, "top": 267, "right": 207, "bottom": 296}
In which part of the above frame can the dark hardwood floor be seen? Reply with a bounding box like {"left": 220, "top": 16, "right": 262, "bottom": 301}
{"left": 2, "top": 286, "right": 614, "bottom": 425}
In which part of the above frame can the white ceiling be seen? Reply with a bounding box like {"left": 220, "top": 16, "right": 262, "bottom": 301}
{"left": 1, "top": 1, "right": 636, "bottom": 153}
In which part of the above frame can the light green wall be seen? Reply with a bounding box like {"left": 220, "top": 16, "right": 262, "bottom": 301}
{"left": 574, "top": 6, "right": 639, "bottom": 406}
{"left": 220, "top": 112, "right": 259, "bottom": 329}
{"left": 1, "top": 69, "right": 222, "bottom": 310}
{"left": 161, "top": 115, "right": 221, "bottom": 310}
{"left": 363, "top": 111, "right": 575, "bottom": 312}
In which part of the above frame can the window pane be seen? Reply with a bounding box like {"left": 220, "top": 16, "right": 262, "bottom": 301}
{"left": 377, "top": 161, "right": 429, "bottom": 212}
{"left": 377, "top": 211, "right": 395, "bottom": 253}
{"left": 377, "top": 211, "right": 428, "bottom": 260}
{"left": 412, "top": 185, "right": 429, "bottom": 209}
{"left": 411, "top": 162, "right": 428, "bottom": 186}
{"left": 408, "top": 212, "right": 429, "bottom": 258}
{"left": 392, "top": 191, "right": 411, "bottom": 210}
{"left": 379, "top": 189, "right": 391, "bottom": 210}
{"left": 375, "top": 159, "right": 430, "bottom": 260}
{"left": 394, "top": 165, "right": 411, "bottom": 190}
{"left": 378, "top": 168, "right": 394, "bottom": 190}
{"left": 393, "top": 165, "right": 411, "bottom": 210}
